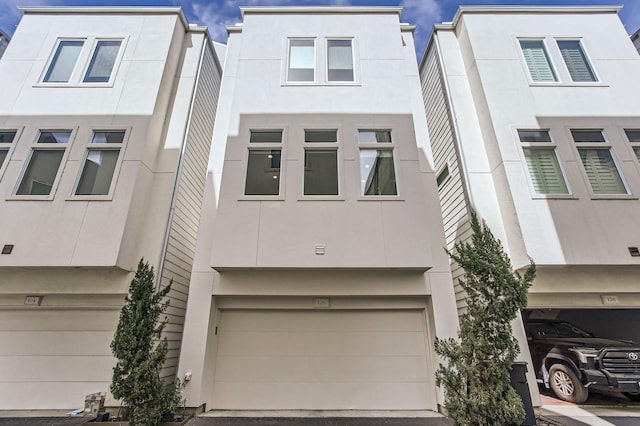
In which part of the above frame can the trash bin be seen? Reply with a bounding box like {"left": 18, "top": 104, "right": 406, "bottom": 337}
{"left": 510, "top": 361, "right": 536, "bottom": 426}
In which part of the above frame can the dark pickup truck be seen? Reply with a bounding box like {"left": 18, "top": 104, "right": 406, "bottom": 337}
{"left": 526, "top": 319, "right": 640, "bottom": 403}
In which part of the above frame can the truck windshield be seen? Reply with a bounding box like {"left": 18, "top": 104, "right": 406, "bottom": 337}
{"left": 529, "top": 321, "right": 594, "bottom": 338}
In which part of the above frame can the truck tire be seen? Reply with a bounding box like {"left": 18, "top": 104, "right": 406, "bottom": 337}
{"left": 549, "top": 364, "right": 588, "bottom": 403}
{"left": 623, "top": 392, "right": 640, "bottom": 402}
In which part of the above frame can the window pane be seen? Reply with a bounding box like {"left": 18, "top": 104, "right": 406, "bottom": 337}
{"left": 557, "top": 40, "right": 596, "bottom": 82}
{"left": 634, "top": 147, "right": 640, "bottom": 162}
{"left": 245, "top": 149, "right": 281, "bottom": 196}
{"left": 518, "top": 129, "right": 551, "bottom": 143}
{"left": 360, "top": 149, "right": 397, "bottom": 196}
{"left": 92, "top": 131, "right": 125, "bottom": 144}
{"left": 358, "top": 130, "right": 391, "bottom": 143}
{"left": 0, "top": 150, "right": 7, "bottom": 168}
{"left": 44, "top": 40, "right": 84, "bottom": 83}
{"left": 305, "top": 130, "right": 337, "bottom": 143}
{"left": 16, "top": 150, "right": 64, "bottom": 195}
{"left": 38, "top": 131, "right": 71, "bottom": 144}
{"left": 625, "top": 129, "right": 640, "bottom": 143}
{"left": 0, "top": 131, "right": 16, "bottom": 143}
{"left": 288, "top": 39, "right": 314, "bottom": 82}
{"left": 571, "top": 129, "right": 605, "bottom": 143}
{"left": 328, "top": 39, "right": 353, "bottom": 82}
{"left": 578, "top": 148, "right": 626, "bottom": 194}
{"left": 523, "top": 148, "right": 568, "bottom": 194}
{"left": 84, "top": 40, "right": 121, "bottom": 83}
{"left": 304, "top": 150, "right": 338, "bottom": 195}
{"left": 75, "top": 150, "right": 120, "bottom": 195}
{"left": 519, "top": 40, "right": 557, "bottom": 82}
{"left": 250, "top": 131, "right": 282, "bottom": 143}
{"left": 436, "top": 165, "right": 450, "bottom": 188}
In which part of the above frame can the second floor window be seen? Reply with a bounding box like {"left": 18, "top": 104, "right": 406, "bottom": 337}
{"left": 0, "top": 131, "right": 17, "bottom": 170}
{"left": 519, "top": 130, "right": 568, "bottom": 195}
{"left": 16, "top": 131, "right": 71, "bottom": 196}
{"left": 245, "top": 130, "right": 283, "bottom": 196}
{"left": 625, "top": 129, "right": 640, "bottom": 161}
{"left": 75, "top": 131, "right": 125, "bottom": 195}
{"left": 358, "top": 130, "right": 397, "bottom": 196}
{"left": 304, "top": 130, "right": 338, "bottom": 196}
{"left": 572, "top": 129, "right": 626, "bottom": 194}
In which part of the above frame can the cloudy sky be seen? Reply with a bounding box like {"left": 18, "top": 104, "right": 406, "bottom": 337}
{"left": 1, "top": 0, "right": 639, "bottom": 57}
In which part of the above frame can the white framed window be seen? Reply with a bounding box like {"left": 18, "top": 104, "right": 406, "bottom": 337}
{"left": 557, "top": 40, "right": 597, "bottom": 82}
{"left": 244, "top": 130, "right": 283, "bottom": 196}
{"left": 518, "top": 130, "right": 569, "bottom": 195}
{"left": 624, "top": 129, "right": 640, "bottom": 161}
{"left": 0, "top": 130, "right": 17, "bottom": 171}
{"left": 303, "top": 130, "right": 338, "bottom": 196}
{"left": 42, "top": 38, "right": 124, "bottom": 85}
{"left": 572, "top": 129, "right": 627, "bottom": 194}
{"left": 287, "top": 39, "right": 315, "bottom": 82}
{"left": 327, "top": 39, "right": 354, "bottom": 82}
{"left": 15, "top": 130, "right": 72, "bottom": 197}
{"left": 358, "top": 130, "right": 397, "bottom": 196}
{"left": 74, "top": 130, "right": 125, "bottom": 196}
{"left": 519, "top": 40, "right": 557, "bottom": 82}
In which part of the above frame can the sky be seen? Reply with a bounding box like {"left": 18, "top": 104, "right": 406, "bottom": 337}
{"left": 1, "top": 0, "right": 639, "bottom": 58}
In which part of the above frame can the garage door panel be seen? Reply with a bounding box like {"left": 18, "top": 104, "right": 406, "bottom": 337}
{"left": 217, "top": 331, "right": 426, "bottom": 356}
{"left": 214, "top": 355, "right": 429, "bottom": 382}
{"left": 212, "top": 381, "right": 431, "bottom": 410}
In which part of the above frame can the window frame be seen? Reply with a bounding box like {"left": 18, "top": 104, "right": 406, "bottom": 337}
{"left": 286, "top": 38, "right": 316, "bottom": 84}
{"left": 13, "top": 129, "right": 75, "bottom": 200}
{"left": 556, "top": 38, "right": 598, "bottom": 83}
{"left": 0, "top": 129, "right": 19, "bottom": 179}
{"left": 571, "top": 129, "right": 629, "bottom": 197}
{"left": 301, "top": 129, "right": 341, "bottom": 199}
{"left": 40, "top": 37, "right": 126, "bottom": 87}
{"left": 357, "top": 129, "right": 399, "bottom": 199}
{"left": 436, "top": 163, "right": 451, "bottom": 190}
{"left": 624, "top": 129, "right": 640, "bottom": 164}
{"left": 326, "top": 38, "right": 356, "bottom": 84}
{"left": 71, "top": 129, "right": 128, "bottom": 199}
{"left": 242, "top": 130, "right": 285, "bottom": 199}
{"left": 517, "top": 129, "right": 571, "bottom": 198}
{"left": 518, "top": 38, "right": 558, "bottom": 83}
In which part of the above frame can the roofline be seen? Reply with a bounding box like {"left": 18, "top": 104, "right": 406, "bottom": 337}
{"left": 240, "top": 6, "right": 403, "bottom": 17}
{"left": 19, "top": 7, "right": 190, "bottom": 32}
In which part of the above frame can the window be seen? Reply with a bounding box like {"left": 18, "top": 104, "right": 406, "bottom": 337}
{"left": 358, "top": 130, "right": 397, "bottom": 196}
{"left": 557, "top": 40, "right": 596, "bottom": 82}
{"left": 83, "top": 40, "right": 122, "bottom": 83}
{"left": 519, "top": 130, "right": 568, "bottom": 195}
{"left": 304, "top": 130, "right": 338, "bottom": 196}
{"left": 572, "top": 129, "right": 626, "bottom": 194}
{"left": 245, "top": 130, "right": 283, "bottom": 196}
{"left": 16, "top": 131, "right": 71, "bottom": 196}
{"left": 327, "top": 39, "right": 354, "bottom": 82}
{"left": 520, "top": 40, "right": 557, "bottom": 82}
{"left": 0, "top": 131, "right": 17, "bottom": 170}
{"left": 624, "top": 129, "right": 640, "bottom": 161}
{"left": 287, "top": 39, "right": 315, "bottom": 82}
{"left": 436, "top": 164, "right": 450, "bottom": 189}
{"left": 44, "top": 40, "right": 84, "bottom": 83}
{"left": 75, "top": 131, "right": 124, "bottom": 195}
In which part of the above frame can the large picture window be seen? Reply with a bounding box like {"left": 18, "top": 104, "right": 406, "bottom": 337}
{"left": 245, "top": 131, "right": 283, "bottom": 196}
{"left": 75, "top": 131, "right": 124, "bottom": 195}
{"left": 358, "top": 130, "right": 397, "bottom": 196}
{"left": 16, "top": 131, "right": 71, "bottom": 196}
{"left": 304, "top": 130, "right": 338, "bottom": 196}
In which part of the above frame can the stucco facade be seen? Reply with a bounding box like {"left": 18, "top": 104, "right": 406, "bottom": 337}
{"left": 177, "top": 7, "right": 459, "bottom": 413}
{"left": 421, "top": 6, "right": 640, "bottom": 406}
{"left": 0, "top": 7, "right": 221, "bottom": 409}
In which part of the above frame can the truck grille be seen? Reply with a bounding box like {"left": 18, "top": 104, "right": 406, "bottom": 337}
{"left": 601, "top": 350, "right": 640, "bottom": 375}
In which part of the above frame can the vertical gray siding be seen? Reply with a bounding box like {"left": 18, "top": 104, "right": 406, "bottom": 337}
{"left": 159, "top": 41, "right": 221, "bottom": 379}
{"left": 420, "top": 41, "right": 472, "bottom": 312}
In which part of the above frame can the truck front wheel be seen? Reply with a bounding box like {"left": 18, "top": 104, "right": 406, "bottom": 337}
{"left": 549, "top": 364, "right": 588, "bottom": 403}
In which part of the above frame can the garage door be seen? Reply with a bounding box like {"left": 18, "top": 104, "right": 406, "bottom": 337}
{"left": 211, "top": 309, "right": 434, "bottom": 410}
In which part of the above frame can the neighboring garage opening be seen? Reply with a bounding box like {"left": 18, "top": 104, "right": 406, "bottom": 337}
{"left": 209, "top": 309, "right": 435, "bottom": 411}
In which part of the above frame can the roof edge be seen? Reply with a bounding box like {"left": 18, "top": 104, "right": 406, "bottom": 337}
{"left": 240, "top": 6, "right": 403, "bottom": 17}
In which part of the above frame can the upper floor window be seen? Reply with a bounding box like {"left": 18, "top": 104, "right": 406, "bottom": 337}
{"left": 519, "top": 40, "right": 557, "bottom": 82}
{"left": 572, "top": 129, "right": 626, "bottom": 194}
{"left": 287, "top": 39, "right": 315, "bottom": 82}
{"left": 42, "top": 38, "right": 123, "bottom": 85}
{"left": 15, "top": 131, "right": 71, "bottom": 196}
{"left": 245, "top": 130, "right": 283, "bottom": 196}
{"left": 625, "top": 129, "right": 640, "bottom": 161}
{"left": 557, "top": 40, "right": 597, "bottom": 82}
{"left": 304, "top": 130, "right": 338, "bottom": 196}
{"left": 358, "top": 130, "right": 397, "bottom": 196}
{"left": 0, "top": 131, "right": 17, "bottom": 170}
{"left": 75, "top": 131, "right": 125, "bottom": 195}
{"left": 518, "top": 130, "right": 568, "bottom": 195}
{"left": 44, "top": 40, "right": 84, "bottom": 83}
{"left": 327, "top": 39, "right": 354, "bottom": 82}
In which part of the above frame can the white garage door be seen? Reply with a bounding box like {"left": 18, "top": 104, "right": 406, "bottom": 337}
{"left": 211, "top": 309, "right": 434, "bottom": 410}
